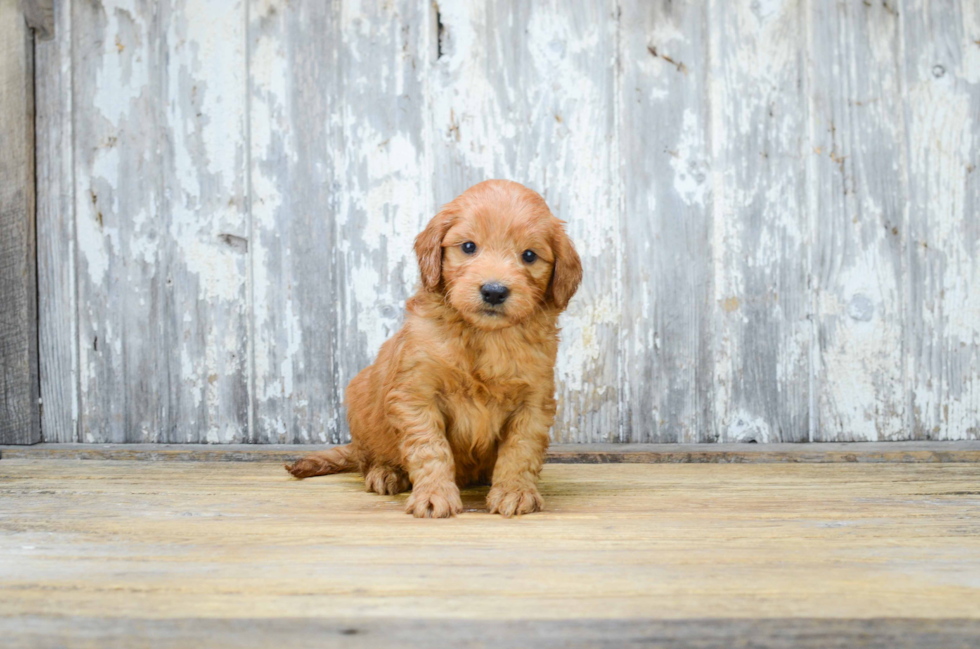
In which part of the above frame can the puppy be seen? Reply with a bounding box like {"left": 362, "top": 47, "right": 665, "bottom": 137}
{"left": 286, "top": 180, "right": 582, "bottom": 517}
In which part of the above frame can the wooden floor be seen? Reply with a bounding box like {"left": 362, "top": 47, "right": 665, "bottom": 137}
{"left": 2, "top": 457, "right": 980, "bottom": 647}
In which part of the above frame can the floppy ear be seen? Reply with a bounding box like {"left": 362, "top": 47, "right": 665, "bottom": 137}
{"left": 548, "top": 221, "right": 582, "bottom": 310}
{"left": 414, "top": 208, "right": 456, "bottom": 291}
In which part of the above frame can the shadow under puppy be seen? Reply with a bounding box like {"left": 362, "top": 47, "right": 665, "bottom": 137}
{"left": 286, "top": 180, "right": 581, "bottom": 517}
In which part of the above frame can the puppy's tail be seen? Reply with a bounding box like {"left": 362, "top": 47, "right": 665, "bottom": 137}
{"left": 285, "top": 444, "right": 358, "bottom": 479}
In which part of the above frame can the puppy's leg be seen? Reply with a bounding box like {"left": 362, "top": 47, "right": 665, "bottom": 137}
{"left": 487, "top": 403, "right": 550, "bottom": 517}
{"left": 389, "top": 395, "right": 462, "bottom": 518}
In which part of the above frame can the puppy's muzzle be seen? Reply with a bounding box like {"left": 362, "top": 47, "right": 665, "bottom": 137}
{"left": 480, "top": 282, "right": 509, "bottom": 306}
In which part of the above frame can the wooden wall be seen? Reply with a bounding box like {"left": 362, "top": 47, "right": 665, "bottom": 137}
{"left": 0, "top": 0, "right": 41, "bottom": 445}
{"left": 34, "top": 0, "right": 980, "bottom": 444}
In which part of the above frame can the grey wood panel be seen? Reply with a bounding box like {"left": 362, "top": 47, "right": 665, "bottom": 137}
{"left": 72, "top": 0, "right": 249, "bottom": 443}
{"left": 73, "top": 0, "right": 168, "bottom": 442}
{"left": 28, "top": 0, "right": 980, "bottom": 443}
{"left": 903, "top": 0, "right": 980, "bottom": 440}
{"left": 429, "top": 1, "right": 622, "bottom": 443}
{"left": 619, "top": 0, "right": 713, "bottom": 443}
{"left": 809, "top": 0, "right": 908, "bottom": 441}
{"left": 160, "top": 1, "right": 249, "bottom": 443}
{"left": 0, "top": 0, "right": 40, "bottom": 444}
{"left": 247, "top": 0, "right": 346, "bottom": 443}
{"left": 708, "top": 0, "right": 811, "bottom": 443}
{"left": 7, "top": 616, "right": 980, "bottom": 649}
{"left": 35, "top": 0, "right": 77, "bottom": 442}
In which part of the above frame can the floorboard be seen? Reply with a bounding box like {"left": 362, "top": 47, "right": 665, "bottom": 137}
{"left": 6, "top": 616, "right": 980, "bottom": 649}
{"left": 1, "top": 460, "right": 979, "bottom": 646}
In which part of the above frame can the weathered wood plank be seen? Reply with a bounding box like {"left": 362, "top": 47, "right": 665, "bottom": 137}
{"left": 7, "top": 616, "right": 980, "bottom": 649}
{"left": 903, "top": 0, "right": 980, "bottom": 440}
{"left": 1, "top": 461, "right": 979, "bottom": 625}
{"left": 72, "top": 0, "right": 249, "bottom": 443}
{"left": 708, "top": 0, "right": 811, "bottom": 442}
{"left": 4, "top": 441, "right": 980, "bottom": 463}
{"left": 0, "top": 0, "right": 40, "bottom": 445}
{"left": 619, "top": 1, "right": 713, "bottom": 442}
{"left": 247, "top": 0, "right": 346, "bottom": 443}
{"left": 73, "top": 0, "right": 168, "bottom": 442}
{"left": 35, "top": 0, "right": 77, "bottom": 442}
{"left": 430, "top": 0, "right": 621, "bottom": 442}
{"left": 809, "top": 1, "right": 908, "bottom": 441}
{"left": 160, "top": 1, "right": 249, "bottom": 442}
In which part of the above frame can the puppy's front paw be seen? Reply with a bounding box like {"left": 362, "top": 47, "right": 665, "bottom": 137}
{"left": 364, "top": 465, "right": 410, "bottom": 495}
{"left": 487, "top": 482, "right": 543, "bottom": 517}
{"left": 405, "top": 481, "right": 463, "bottom": 518}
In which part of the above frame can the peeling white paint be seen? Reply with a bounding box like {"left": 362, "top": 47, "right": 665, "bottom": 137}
{"left": 726, "top": 411, "right": 774, "bottom": 443}
{"left": 39, "top": 0, "right": 980, "bottom": 444}
{"left": 905, "top": 17, "right": 980, "bottom": 439}
{"left": 92, "top": 2, "right": 149, "bottom": 125}
{"left": 670, "top": 109, "right": 708, "bottom": 206}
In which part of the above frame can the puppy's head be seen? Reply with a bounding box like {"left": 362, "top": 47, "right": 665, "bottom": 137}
{"left": 414, "top": 180, "right": 582, "bottom": 330}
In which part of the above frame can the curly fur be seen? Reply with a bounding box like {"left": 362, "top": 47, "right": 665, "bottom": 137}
{"left": 286, "top": 180, "right": 582, "bottom": 517}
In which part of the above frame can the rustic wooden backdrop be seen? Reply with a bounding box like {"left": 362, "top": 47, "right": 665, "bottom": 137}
{"left": 34, "top": 0, "right": 980, "bottom": 444}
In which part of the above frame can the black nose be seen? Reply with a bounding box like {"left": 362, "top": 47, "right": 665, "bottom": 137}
{"left": 480, "top": 283, "right": 510, "bottom": 305}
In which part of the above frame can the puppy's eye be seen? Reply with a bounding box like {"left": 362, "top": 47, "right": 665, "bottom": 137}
{"left": 461, "top": 241, "right": 477, "bottom": 254}
{"left": 522, "top": 249, "right": 537, "bottom": 264}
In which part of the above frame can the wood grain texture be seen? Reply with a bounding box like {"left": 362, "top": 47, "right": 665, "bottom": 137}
{"left": 620, "top": 1, "right": 712, "bottom": 443}
{"left": 29, "top": 0, "right": 980, "bottom": 443}
{"left": 247, "top": 0, "right": 342, "bottom": 443}
{"left": 709, "top": 0, "right": 810, "bottom": 443}
{"left": 6, "top": 617, "right": 980, "bottom": 649}
{"left": 809, "top": 0, "right": 908, "bottom": 441}
{"left": 70, "top": 0, "right": 249, "bottom": 443}
{"left": 161, "top": 0, "right": 250, "bottom": 443}
{"left": 0, "top": 0, "right": 40, "bottom": 445}
{"left": 903, "top": 0, "right": 980, "bottom": 440}
{"left": 72, "top": 0, "right": 167, "bottom": 442}
{"left": 1, "top": 460, "right": 979, "bottom": 628}
{"left": 34, "top": 0, "right": 77, "bottom": 442}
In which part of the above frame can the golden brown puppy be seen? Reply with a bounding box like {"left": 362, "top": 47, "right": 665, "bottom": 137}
{"left": 285, "top": 180, "right": 581, "bottom": 517}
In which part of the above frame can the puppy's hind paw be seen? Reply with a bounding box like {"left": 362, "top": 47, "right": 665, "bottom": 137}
{"left": 405, "top": 481, "right": 463, "bottom": 518}
{"left": 487, "top": 482, "right": 543, "bottom": 517}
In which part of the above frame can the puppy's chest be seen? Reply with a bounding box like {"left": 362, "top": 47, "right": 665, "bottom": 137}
{"left": 442, "top": 348, "right": 527, "bottom": 436}
{"left": 458, "top": 345, "right": 529, "bottom": 402}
